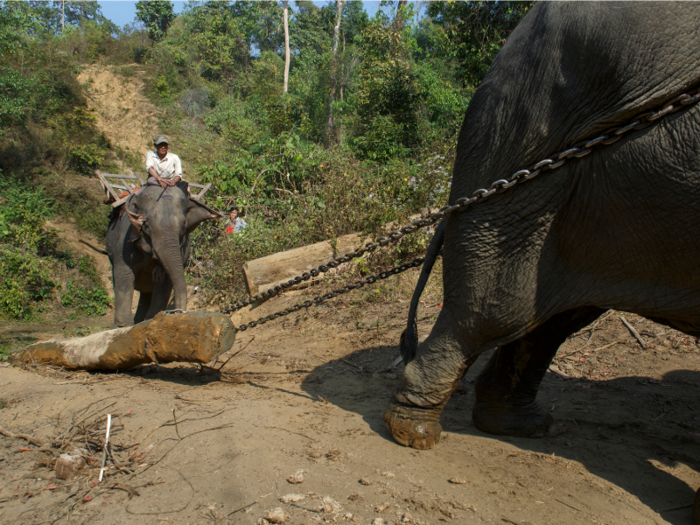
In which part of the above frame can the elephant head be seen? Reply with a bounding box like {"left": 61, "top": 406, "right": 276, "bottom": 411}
{"left": 125, "top": 185, "right": 219, "bottom": 310}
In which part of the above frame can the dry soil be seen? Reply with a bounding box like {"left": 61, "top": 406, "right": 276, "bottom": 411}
{"left": 2, "top": 289, "right": 700, "bottom": 525}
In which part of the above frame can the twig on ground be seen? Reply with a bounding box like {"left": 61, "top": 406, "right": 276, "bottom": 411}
{"left": 661, "top": 503, "right": 694, "bottom": 512}
{"left": 108, "top": 448, "right": 134, "bottom": 475}
{"left": 228, "top": 498, "right": 260, "bottom": 516}
{"left": 502, "top": 518, "right": 530, "bottom": 525}
{"left": 262, "top": 425, "right": 318, "bottom": 442}
{"left": 126, "top": 467, "right": 194, "bottom": 515}
{"left": 0, "top": 426, "right": 47, "bottom": 447}
{"left": 340, "top": 358, "right": 363, "bottom": 370}
{"left": 547, "top": 365, "right": 570, "bottom": 379}
{"left": 558, "top": 340, "right": 624, "bottom": 359}
{"left": 173, "top": 409, "right": 181, "bottom": 440}
{"left": 571, "top": 310, "right": 614, "bottom": 339}
{"left": 591, "top": 340, "right": 624, "bottom": 352}
{"left": 379, "top": 355, "right": 404, "bottom": 373}
{"left": 56, "top": 400, "right": 118, "bottom": 445}
{"left": 291, "top": 501, "right": 322, "bottom": 513}
{"left": 554, "top": 498, "right": 582, "bottom": 512}
{"left": 105, "top": 483, "right": 140, "bottom": 498}
{"left": 620, "top": 316, "right": 646, "bottom": 349}
{"left": 216, "top": 336, "right": 256, "bottom": 370}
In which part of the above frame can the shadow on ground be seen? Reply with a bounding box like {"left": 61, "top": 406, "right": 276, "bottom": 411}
{"left": 301, "top": 343, "right": 700, "bottom": 525}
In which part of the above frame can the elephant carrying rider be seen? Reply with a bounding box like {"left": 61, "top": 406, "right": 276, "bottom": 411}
{"left": 145, "top": 135, "right": 188, "bottom": 195}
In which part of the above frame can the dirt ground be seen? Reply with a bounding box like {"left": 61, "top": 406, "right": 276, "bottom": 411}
{"left": 2, "top": 275, "right": 700, "bottom": 525}
{"left": 77, "top": 64, "right": 158, "bottom": 160}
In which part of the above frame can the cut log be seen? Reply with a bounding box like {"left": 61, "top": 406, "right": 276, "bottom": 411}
{"left": 12, "top": 311, "right": 235, "bottom": 370}
{"left": 242, "top": 212, "right": 436, "bottom": 297}
{"left": 243, "top": 232, "right": 364, "bottom": 296}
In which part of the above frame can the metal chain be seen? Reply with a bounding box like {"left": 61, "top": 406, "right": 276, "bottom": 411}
{"left": 222, "top": 84, "right": 700, "bottom": 330}
{"left": 232, "top": 254, "right": 437, "bottom": 332}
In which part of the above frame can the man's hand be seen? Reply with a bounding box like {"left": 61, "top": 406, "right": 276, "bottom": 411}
{"left": 157, "top": 177, "right": 169, "bottom": 190}
{"left": 168, "top": 176, "right": 181, "bottom": 187}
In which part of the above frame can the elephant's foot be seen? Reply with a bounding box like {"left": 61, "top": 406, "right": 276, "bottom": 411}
{"left": 384, "top": 400, "right": 443, "bottom": 450}
{"left": 472, "top": 397, "right": 552, "bottom": 438}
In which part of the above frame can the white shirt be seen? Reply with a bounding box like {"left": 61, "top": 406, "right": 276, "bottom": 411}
{"left": 225, "top": 217, "right": 247, "bottom": 232}
{"left": 145, "top": 150, "right": 183, "bottom": 180}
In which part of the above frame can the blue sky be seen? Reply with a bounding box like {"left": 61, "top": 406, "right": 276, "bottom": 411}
{"left": 98, "top": 1, "right": 385, "bottom": 30}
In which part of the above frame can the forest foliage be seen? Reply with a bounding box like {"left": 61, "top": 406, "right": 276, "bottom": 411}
{"left": 0, "top": 0, "right": 531, "bottom": 317}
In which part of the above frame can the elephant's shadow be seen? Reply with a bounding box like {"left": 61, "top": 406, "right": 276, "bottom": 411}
{"left": 301, "top": 345, "right": 700, "bottom": 525}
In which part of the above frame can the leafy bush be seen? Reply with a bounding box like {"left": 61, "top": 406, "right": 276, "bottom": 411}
{"left": 0, "top": 245, "right": 55, "bottom": 319}
{"left": 0, "top": 176, "right": 57, "bottom": 251}
{"left": 60, "top": 280, "right": 112, "bottom": 316}
{"left": 0, "top": 176, "right": 111, "bottom": 319}
{"left": 68, "top": 143, "right": 106, "bottom": 173}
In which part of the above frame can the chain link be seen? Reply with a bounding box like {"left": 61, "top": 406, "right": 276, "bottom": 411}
{"left": 222, "top": 84, "right": 700, "bottom": 331}
{"left": 232, "top": 254, "right": 436, "bottom": 332}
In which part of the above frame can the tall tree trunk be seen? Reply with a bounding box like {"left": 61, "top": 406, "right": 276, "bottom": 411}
{"left": 324, "top": 0, "right": 345, "bottom": 147}
{"left": 394, "top": 0, "right": 408, "bottom": 30}
{"left": 283, "top": 0, "right": 290, "bottom": 94}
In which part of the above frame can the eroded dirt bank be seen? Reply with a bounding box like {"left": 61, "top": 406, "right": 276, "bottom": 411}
{"left": 77, "top": 64, "right": 158, "bottom": 158}
{"left": 2, "top": 290, "right": 700, "bottom": 525}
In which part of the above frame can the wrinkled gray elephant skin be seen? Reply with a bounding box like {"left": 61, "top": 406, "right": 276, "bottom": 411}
{"left": 385, "top": 3, "right": 700, "bottom": 450}
{"left": 106, "top": 185, "right": 218, "bottom": 327}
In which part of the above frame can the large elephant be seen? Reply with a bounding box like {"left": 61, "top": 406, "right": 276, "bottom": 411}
{"left": 106, "top": 185, "right": 220, "bottom": 327}
{"left": 384, "top": 3, "right": 700, "bottom": 450}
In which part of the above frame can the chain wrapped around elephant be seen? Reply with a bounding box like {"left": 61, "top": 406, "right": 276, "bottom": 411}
{"left": 221, "top": 83, "right": 700, "bottom": 333}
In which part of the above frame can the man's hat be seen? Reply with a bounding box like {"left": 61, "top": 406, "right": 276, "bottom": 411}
{"left": 153, "top": 135, "right": 169, "bottom": 146}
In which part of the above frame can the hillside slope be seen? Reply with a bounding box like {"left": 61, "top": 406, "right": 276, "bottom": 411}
{"left": 77, "top": 65, "right": 158, "bottom": 160}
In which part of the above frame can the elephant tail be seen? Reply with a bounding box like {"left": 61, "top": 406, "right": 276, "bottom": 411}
{"left": 400, "top": 219, "right": 446, "bottom": 364}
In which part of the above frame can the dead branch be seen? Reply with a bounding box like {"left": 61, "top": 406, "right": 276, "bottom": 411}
{"left": 263, "top": 425, "right": 318, "bottom": 442}
{"left": 0, "top": 426, "right": 47, "bottom": 447}
{"left": 216, "top": 336, "right": 256, "bottom": 370}
{"left": 620, "top": 316, "right": 647, "bottom": 349}
{"left": 173, "top": 408, "right": 181, "bottom": 440}
{"left": 228, "top": 498, "right": 260, "bottom": 516}
{"left": 105, "top": 483, "right": 140, "bottom": 498}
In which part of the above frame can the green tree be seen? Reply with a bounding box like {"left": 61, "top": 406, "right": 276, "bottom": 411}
{"left": 186, "top": 3, "right": 248, "bottom": 86}
{"left": 4, "top": 1, "right": 118, "bottom": 36}
{"left": 0, "top": 5, "right": 33, "bottom": 55}
{"left": 136, "top": 0, "right": 175, "bottom": 42}
{"left": 350, "top": 17, "right": 420, "bottom": 160}
{"left": 427, "top": 1, "right": 533, "bottom": 87}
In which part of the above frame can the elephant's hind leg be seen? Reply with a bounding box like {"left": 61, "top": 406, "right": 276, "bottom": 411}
{"left": 134, "top": 292, "right": 152, "bottom": 324}
{"left": 384, "top": 315, "right": 477, "bottom": 450}
{"left": 145, "top": 280, "right": 173, "bottom": 320}
{"left": 472, "top": 306, "right": 604, "bottom": 437}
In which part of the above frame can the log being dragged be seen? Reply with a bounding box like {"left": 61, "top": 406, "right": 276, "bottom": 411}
{"left": 13, "top": 311, "right": 236, "bottom": 370}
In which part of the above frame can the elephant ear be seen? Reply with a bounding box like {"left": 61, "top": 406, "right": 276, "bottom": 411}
{"left": 125, "top": 208, "right": 146, "bottom": 239}
{"left": 185, "top": 198, "right": 221, "bottom": 234}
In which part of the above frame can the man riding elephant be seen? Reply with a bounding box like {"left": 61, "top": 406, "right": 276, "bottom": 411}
{"left": 105, "top": 134, "right": 221, "bottom": 327}
{"left": 145, "top": 134, "right": 188, "bottom": 195}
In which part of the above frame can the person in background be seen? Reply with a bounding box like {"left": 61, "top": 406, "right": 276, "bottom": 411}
{"left": 225, "top": 206, "right": 247, "bottom": 234}
{"left": 145, "top": 135, "right": 188, "bottom": 195}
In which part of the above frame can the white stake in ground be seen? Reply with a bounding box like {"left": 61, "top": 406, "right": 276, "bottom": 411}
{"left": 99, "top": 414, "right": 112, "bottom": 482}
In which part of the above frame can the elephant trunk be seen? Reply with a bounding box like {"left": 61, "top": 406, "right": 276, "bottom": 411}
{"left": 153, "top": 234, "right": 188, "bottom": 310}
